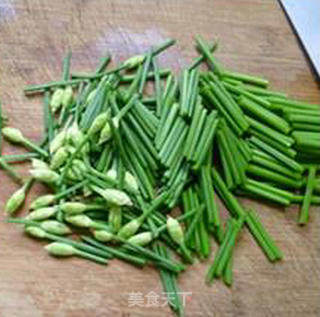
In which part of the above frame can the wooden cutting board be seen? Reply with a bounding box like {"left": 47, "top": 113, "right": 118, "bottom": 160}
{"left": 0, "top": 0, "right": 319, "bottom": 316}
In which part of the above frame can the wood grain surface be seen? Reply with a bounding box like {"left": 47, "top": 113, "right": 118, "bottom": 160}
{"left": 0, "top": 0, "right": 319, "bottom": 316}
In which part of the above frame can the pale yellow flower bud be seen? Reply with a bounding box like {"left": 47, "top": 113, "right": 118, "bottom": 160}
{"left": 93, "top": 230, "right": 114, "bottom": 242}
{"left": 50, "top": 130, "right": 67, "bottom": 154}
{"left": 62, "top": 86, "right": 73, "bottom": 108}
{"left": 30, "top": 169, "right": 60, "bottom": 183}
{"left": 86, "top": 88, "right": 97, "bottom": 105}
{"left": 50, "top": 88, "right": 64, "bottom": 113}
{"left": 50, "top": 146, "right": 69, "bottom": 170}
{"left": 25, "top": 226, "right": 47, "bottom": 239}
{"left": 65, "top": 215, "right": 93, "bottom": 227}
{"left": 5, "top": 186, "right": 26, "bottom": 214}
{"left": 117, "top": 218, "right": 142, "bottom": 239}
{"left": 60, "top": 202, "right": 87, "bottom": 214}
{"left": 31, "top": 158, "right": 49, "bottom": 170}
{"left": 92, "top": 186, "right": 133, "bottom": 207}
{"left": 45, "top": 242, "right": 75, "bottom": 256}
{"left": 26, "top": 207, "right": 58, "bottom": 221}
{"left": 127, "top": 232, "right": 153, "bottom": 246}
{"left": 98, "top": 122, "right": 111, "bottom": 144}
{"left": 2, "top": 127, "right": 25, "bottom": 144}
{"left": 167, "top": 217, "right": 184, "bottom": 245}
{"left": 123, "top": 55, "right": 145, "bottom": 69}
{"left": 30, "top": 194, "right": 55, "bottom": 210}
{"left": 88, "top": 110, "right": 110, "bottom": 136}
{"left": 40, "top": 220, "right": 71, "bottom": 235}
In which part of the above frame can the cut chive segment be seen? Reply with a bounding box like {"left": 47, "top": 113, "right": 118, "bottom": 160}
{"left": 299, "top": 166, "right": 317, "bottom": 225}
{"left": 238, "top": 95, "right": 291, "bottom": 134}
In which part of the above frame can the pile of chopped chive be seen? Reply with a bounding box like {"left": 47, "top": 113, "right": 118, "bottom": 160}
{"left": 1, "top": 35, "right": 320, "bottom": 316}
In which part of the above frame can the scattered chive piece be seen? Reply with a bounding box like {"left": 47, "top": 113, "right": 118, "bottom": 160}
{"left": 222, "top": 70, "right": 269, "bottom": 87}
{"left": 299, "top": 166, "right": 317, "bottom": 225}
{"left": 0, "top": 158, "right": 24, "bottom": 184}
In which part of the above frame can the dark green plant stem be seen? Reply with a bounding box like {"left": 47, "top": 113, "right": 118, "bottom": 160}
{"left": 154, "top": 244, "right": 184, "bottom": 316}
{"left": 215, "top": 216, "right": 244, "bottom": 277}
{"left": 243, "top": 178, "right": 292, "bottom": 205}
{"left": 24, "top": 79, "right": 85, "bottom": 94}
{"left": 188, "top": 41, "right": 219, "bottom": 70}
{"left": 249, "top": 136, "right": 304, "bottom": 173}
{"left": 152, "top": 57, "right": 163, "bottom": 117}
{"left": 266, "top": 97, "right": 320, "bottom": 111}
{"left": 247, "top": 209, "right": 283, "bottom": 260}
{"left": 0, "top": 158, "right": 24, "bottom": 184}
{"left": 193, "top": 113, "right": 219, "bottom": 169}
{"left": 222, "top": 70, "right": 269, "bottom": 87}
{"left": 195, "top": 35, "right": 222, "bottom": 75}
{"left": 201, "top": 85, "right": 242, "bottom": 136}
{"left": 244, "top": 214, "right": 278, "bottom": 262}
{"left": 246, "top": 164, "right": 302, "bottom": 189}
{"left": 116, "top": 237, "right": 184, "bottom": 273}
{"left": 138, "top": 50, "right": 153, "bottom": 95}
{"left": 62, "top": 51, "right": 72, "bottom": 80}
{"left": 238, "top": 95, "right": 290, "bottom": 134}
{"left": 211, "top": 167, "right": 246, "bottom": 218}
{"left": 95, "top": 55, "right": 112, "bottom": 73}
{"left": 44, "top": 90, "right": 55, "bottom": 143}
{"left": 207, "top": 73, "right": 249, "bottom": 132}
{"left": 81, "top": 236, "right": 147, "bottom": 266}
{"left": 200, "top": 165, "right": 220, "bottom": 227}
{"left": 0, "top": 153, "right": 40, "bottom": 163}
{"left": 291, "top": 195, "right": 320, "bottom": 204}
{"left": 299, "top": 166, "right": 317, "bottom": 225}
{"left": 246, "top": 115, "right": 294, "bottom": 148}
{"left": 206, "top": 219, "right": 234, "bottom": 282}
{"left": 217, "top": 129, "right": 241, "bottom": 186}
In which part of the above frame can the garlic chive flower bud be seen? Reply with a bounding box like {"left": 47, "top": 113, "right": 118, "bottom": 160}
{"left": 50, "top": 88, "right": 65, "bottom": 113}
{"left": 50, "top": 130, "right": 67, "bottom": 154}
{"left": 3, "top": 127, "right": 48, "bottom": 157}
{"left": 30, "top": 194, "right": 56, "bottom": 210}
{"left": 88, "top": 110, "right": 110, "bottom": 136}
{"left": 92, "top": 186, "right": 133, "bottom": 207}
{"left": 72, "top": 159, "right": 88, "bottom": 175}
{"left": 30, "top": 169, "right": 60, "bottom": 184}
{"left": 93, "top": 230, "right": 114, "bottom": 242}
{"left": 166, "top": 216, "right": 193, "bottom": 263}
{"left": 60, "top": 202, "right": 87, "bottom": 214}
{"left": 40, "top": 220, "right": 71, "bottom": 235}
{"left": 127, "top": 232, "right": 153, "bottom": 246}
{"left": 86, "top": 88, "right": 97, "bottom": 105}
{"left": 106, "top": 170, "right": 139, "bottom": 193}
{"left": 26, "top": 206, "right": 58, "bottom": 221}
{"left": 123, "top": 55, "right": 145, "bottom": 69}
{"left": 68, "top": 122, "right": 86, "bottom": 149}
{"left": 25, "top": 226, "right": 47, "bottom": 239}
{"left": 45, "top": 242, "right": 108, "bottom": 264}
{"left": 45, "top": 242, "right": 75, "bottom": 257}
{"left": 62, "top": 86, "right": 73, "bottom": 108}
{"left": 5, "top": 185, "right": 27, "bottom": 214}
{"left": 31, "top": 158, "right": 49, "bottom": 170}
{"left": 117, "top": 218, "right": 142, "bottom": 239}
{"left": 2, "top": 127, "right": 25, "bottom": 144}
{"left": 124, "top": 172, "right": 139, "bottom": 193}
{"left": 65, "top": 215, "right": 93, "bottom": 228}
{"left": 166, "top": 216, "right": 184, "bottom": 245}
{"left": 50, "top": 146, "right": 69, "bottom": 170}
{"left": 108, "top": 205, "right": 122, "bottom": 232}
{"left": 98, "top": 122, "right": 111, "bottom": 144}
